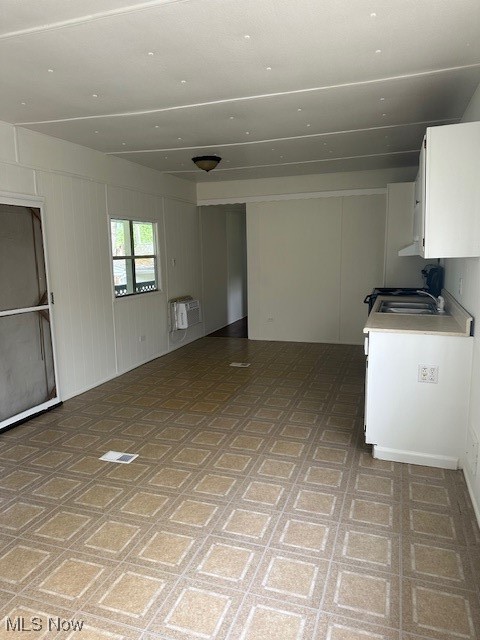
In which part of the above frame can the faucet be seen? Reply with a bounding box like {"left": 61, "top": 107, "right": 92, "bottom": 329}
{"left": 416, "top": 290, "right": 445, "bottom": 313}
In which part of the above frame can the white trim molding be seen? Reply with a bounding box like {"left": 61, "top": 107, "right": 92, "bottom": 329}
{"left": 0, "top": 190, "right": 45, "bottom": 207}
{"left": 373, "top": 445, "right": 459, "bottom": 470}
{"left": 198, "top": 187, "right": 387, "bottom": 207}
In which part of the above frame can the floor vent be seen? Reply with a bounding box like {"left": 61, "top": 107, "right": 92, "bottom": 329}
{"left": 230, "top": 362, "right": 251, "bottom": 368}
{"left": 99, "top": 451, "right": 138, "bottom": 464}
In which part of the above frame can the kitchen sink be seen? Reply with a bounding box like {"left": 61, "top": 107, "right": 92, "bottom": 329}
{"left": 379, "top": 300, "right": 438, "bottom": 315}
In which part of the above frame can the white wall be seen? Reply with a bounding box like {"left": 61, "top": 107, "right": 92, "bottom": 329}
{"left": 385, "top": 183, "right": 430, "bottom": 287}
{"left": 164, "top": 198, "right": 204, "bottom": 350}
{"left": 0, "top": 121, "right": 198, "bottom": 400}
{"left": 226, "top": 209, "right": 247, "bottom": 324}
{"left": 444, "top": 81, "right": 480, "bottom": 522}
{"left": 247, "top": 194, "right": 386, "bottom": 345}
{"left": 200, "top": 204, "right": 247, "bottom": 334}
{"left": 197, "top": 166, "right": 417, "bottom": 202}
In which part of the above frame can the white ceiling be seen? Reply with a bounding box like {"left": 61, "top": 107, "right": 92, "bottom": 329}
{"left": 1, "top": 0, "right": 479, "bottom": 182}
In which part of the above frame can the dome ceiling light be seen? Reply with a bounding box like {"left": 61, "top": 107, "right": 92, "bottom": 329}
{"left": 192, "top": 155, "right": 222, "bottom": 172}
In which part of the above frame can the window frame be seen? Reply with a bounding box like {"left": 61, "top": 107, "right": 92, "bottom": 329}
{"left": 110, "top": 217, "right": 160, "bottom": 299}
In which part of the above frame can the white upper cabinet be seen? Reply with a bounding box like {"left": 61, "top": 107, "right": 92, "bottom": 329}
{"left": 399, "top": 121, "right": 480, "bottom": 258}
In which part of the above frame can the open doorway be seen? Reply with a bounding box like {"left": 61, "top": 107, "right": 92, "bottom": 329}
{"left": 200, "top": 204, "right": 247, "bottom": 338}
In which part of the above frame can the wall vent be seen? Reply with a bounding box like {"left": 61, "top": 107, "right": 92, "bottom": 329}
{"left": 100, "top": 451, "right": 138, "bottom": 464}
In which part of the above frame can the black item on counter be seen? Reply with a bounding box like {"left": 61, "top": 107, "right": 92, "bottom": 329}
{"left": 422, "top": 265, "right": 444, "bottom": 297}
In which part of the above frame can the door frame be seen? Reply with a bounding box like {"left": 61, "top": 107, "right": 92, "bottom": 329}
{"left": 0, "top": 190, "right": 61, "bottom": 431}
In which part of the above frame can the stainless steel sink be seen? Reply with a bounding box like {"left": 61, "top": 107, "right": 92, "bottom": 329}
{"left": 379, "top": 300, "right": 437, "bottom": 315}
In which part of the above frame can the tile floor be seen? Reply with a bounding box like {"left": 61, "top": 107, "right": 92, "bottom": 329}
{"left": 0, "top": 338, "right": 479, "bottom": 640}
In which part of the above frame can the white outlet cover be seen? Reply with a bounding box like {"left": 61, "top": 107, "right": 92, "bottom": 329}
{"left": 230, "top": 362, "right": 251, "bottom": 368}
{"left": 418, "top": 364, "right": 439, "bottom": 384}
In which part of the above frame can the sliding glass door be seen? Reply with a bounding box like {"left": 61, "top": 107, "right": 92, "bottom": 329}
{"left": 0, "top": 199, "right": 59, "bottom": 430}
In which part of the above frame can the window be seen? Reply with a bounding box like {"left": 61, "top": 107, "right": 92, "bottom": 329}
{"left": 110, "top": 219, "right": 158, "bottom": 297}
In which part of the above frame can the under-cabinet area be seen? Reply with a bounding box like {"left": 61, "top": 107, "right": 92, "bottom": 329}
{"left": 364, "top": 292, "right": 474, "bottom": 468}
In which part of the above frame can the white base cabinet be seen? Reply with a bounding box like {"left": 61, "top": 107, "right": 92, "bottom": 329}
{"left": 365, "top": 331, "right": 473, "bottom": 468}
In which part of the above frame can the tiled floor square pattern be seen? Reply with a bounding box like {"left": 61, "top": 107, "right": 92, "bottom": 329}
{"left": 0, "top": 337, "right": 479, "bottom": 639}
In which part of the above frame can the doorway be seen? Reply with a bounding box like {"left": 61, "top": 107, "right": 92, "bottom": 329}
{"left": 200, "top": 204, "right": 248, "bottom": 337}
{"left": 0, "top": 198, "right": 59, "bottom": 431}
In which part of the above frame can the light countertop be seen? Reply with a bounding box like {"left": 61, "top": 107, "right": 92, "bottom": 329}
{"left": 364, "top": 290, "right": 473, "bottom": 337}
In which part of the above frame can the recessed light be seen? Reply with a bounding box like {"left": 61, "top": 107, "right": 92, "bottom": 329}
{"left": 94, "top": 130, "right": 99, "bottom": 134}
{"left": 92, "top": 93, "right": 99, "bottom": 98}
{"left": 266, "top": 66, "right": 272, "bottom": 71}
{"left": 245, "top": 131, "right": 250, "bottom": 135}
{"left": 147, "top": 51, "right": 154, "bottom": 56}
{"left": 122, "top": 142, "right": 126, "bottom": 146}
{"left": 297, "top": 108, "right": 302, "bottom": 112}
{"left": 375, "top": 49, "right": 382, "bottom": 54}
{"left": 380, "top": 97, "right": 385, "bottom": 101}
{"left": 155, "top": 125, "right": 159, "bottom": 128}
{"left": 229, "top": 116, "right": 235, "bottom": 120}
{"left": 306, "top": 124, "right": 311, "bottom": 127}
{"left": 47, "top": 68, "right": 54, "bottom": 73}
{"left": 244, "top": 34, "right": 251, "bottom": 39}
{"left": 370, "top": 12, "right": 377, "bottom": 17}
{"left": 181, "top": 80, "right": 186, "bottom": 84}
{"left": 21, "top": 101, "right": 26, "bottom": 105}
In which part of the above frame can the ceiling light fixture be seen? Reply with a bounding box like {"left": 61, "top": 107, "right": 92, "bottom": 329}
{"left": 192, "top": 155, "right": 222, "bottom": 172}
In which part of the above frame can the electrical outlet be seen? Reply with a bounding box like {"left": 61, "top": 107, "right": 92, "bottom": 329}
{"left": 267, "top": 317, "right": 274, "bottom": 323}
{"left": 418, "top": 364, "right": 439, "bottom": 384}
{"left": 139, "top": 335, "right": 146, "bottom": 342}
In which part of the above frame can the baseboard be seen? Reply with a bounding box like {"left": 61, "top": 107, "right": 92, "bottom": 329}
{"left": 463, "top": 469, "right": 480, "bottom": 530}
{"left": 61, "top": 329, "right": 205, "bottom": 402}
{"left": 61, "top": 351, "right": 169, "bottom": 400}
{"left": 373, "top": 445, "right": 458, "bottom": 470}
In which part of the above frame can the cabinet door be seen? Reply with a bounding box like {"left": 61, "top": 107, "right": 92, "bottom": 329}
{"left": 413, "top": 139, "right": 426, "bottom": 254}
{"left": 425, "top": 122, "right": 480, "bottom": 258}
{"left": 364, "top": 331, "right": 473, "bottom": 466}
